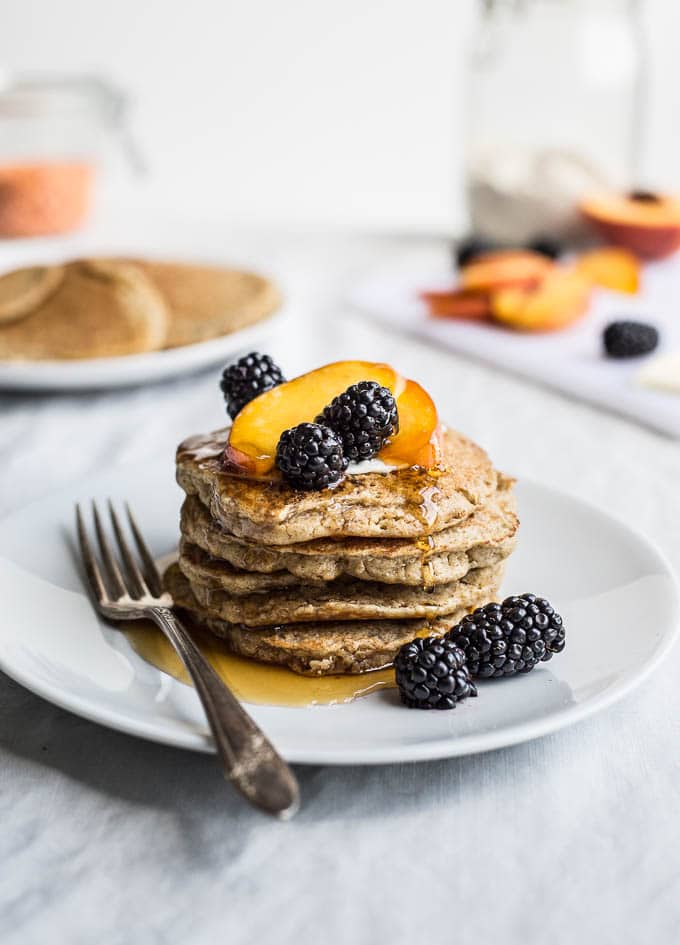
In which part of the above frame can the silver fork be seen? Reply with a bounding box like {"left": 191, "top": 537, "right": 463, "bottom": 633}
{"left": 75, "top": 500, "right": 300, "bottom": 819}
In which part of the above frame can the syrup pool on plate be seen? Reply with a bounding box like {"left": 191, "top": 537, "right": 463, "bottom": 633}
{"left": 123, "top": 620, "right": 396, "bottom": 707}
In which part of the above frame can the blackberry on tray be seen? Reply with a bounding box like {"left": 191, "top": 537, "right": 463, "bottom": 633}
{"left": 603, "top": 321, "right": 659, "bottom": 359}
{"left": 528, "top": 236, "right": 563, "bottom": 259}
{"left": 454, "top": 236, "right": 498, "bottom": 269}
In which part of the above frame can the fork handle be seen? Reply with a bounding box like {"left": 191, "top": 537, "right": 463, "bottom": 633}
{"left": 149, "top": 606, "right": 299, "bottom": 818}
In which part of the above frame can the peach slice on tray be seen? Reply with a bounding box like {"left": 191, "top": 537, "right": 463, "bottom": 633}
{"left": 225, "top": 361, "right": 404, "bottom": 477}
{"left": 574, "top": 247, "right": 640, "bottom": 294}
{"left": 491, "top": 268, "right": 591, "bottom": 332}
{"left": 460, "top": 250, "right": 555, "bottom": 293}
{"left": 580, "top": 191, "right": 680, "bottom": 260}
{"left": 420, "top": 287, "right": 492, "bottom": 321}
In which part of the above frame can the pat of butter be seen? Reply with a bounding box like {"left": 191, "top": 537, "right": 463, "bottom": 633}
{"left": 637, "top": 352, "right": 680, "bottom": 395}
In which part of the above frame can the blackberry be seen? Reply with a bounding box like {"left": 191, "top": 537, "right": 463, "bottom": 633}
{"left": 629, "top": 189, "right": 660, "bottom": 203}
{"left": 454, "top": 236, "right": 497, "bottom": 269}
{"left": 603, "top": 320, "right": 659, "bottom": 359}
{"left": 529, "top": 236, "right": 563, "bottom": 260}
{"left": 275, "top": 422, "right": 348, "bottom": 490}
{"left": 317, "top": 381, "right": 398, "bottom": 462}
{"left": 451, "top": 594, "right": 565, "bottom": 679}
{"left": 220, "top": 352, "right": 285, "bottom": 419}
{"left": 395, "top": 636, "right": 477, "bottom": 710}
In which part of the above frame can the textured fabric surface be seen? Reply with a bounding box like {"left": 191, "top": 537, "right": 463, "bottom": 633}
{"left": 1, "top": 221, "right": 679, "bottom": 945}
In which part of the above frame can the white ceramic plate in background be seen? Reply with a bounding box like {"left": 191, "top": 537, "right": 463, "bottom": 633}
{"left": 0, "top": 307, "right": 287, "bottom": 392}
{"left": 0, "top": 467, "right": 677, "bottom": 765}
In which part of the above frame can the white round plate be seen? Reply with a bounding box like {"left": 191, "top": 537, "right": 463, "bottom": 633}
{"left": 0, "top": 308, "right": 286, "bottom": 392}
{"left": 0, "top": 467, "right": 677, "bottom": 764}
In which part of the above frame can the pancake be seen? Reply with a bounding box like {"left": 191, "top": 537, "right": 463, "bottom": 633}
{"left": 176, "top": 426, "right": 499, "bottom": 544}
{"left": 179, "top": 533, "right": 513, "bottom": 595}
{"left": 165, "top": 563, "right": 498, "bottom": 675}
{"left": 179, "top": 477, "right": 518, "bottom": 586}
{"left": 178, "top": 538, "right": 312, "bottom": 592}
{"left": 178, "top": 549, "right": 505, "bottom": 625}
{"left": 128, "top": 259, "right": 281, "bottom": 348}
{"left": 0, "top": 259, "right": 168, "bottom": 359}
{"left": 0, "top": 264, "right": 64, "bottom": 325}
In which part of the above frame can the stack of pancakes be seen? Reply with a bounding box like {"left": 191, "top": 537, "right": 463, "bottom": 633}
{"left": 165, "top": 427, "right": 519, "bottom": 675}
{"left": 0, "top": 258, "right": 280, "bottom": 359}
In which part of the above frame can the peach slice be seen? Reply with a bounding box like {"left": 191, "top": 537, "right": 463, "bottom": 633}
{"left": 491, "top": 268, "right": 591, "bottom": 332}
{"left": 460, "top": 250, "right": 554, "bottom": 293}
{"left": 398, "top": 425, "right": 444, "bottom": 469}
{"left": 225, "top": 360, "right": 403, "bottom": 476}
{"left": 379, "top": 379, "right": 439, "bottom": 466}
{"left": 580, "top": 191, "right": 680, "bottom": 260}
{"left": 575, "top": 247, "right": 640, "bottom": 294}
{"left": 420, "top": 287, "right": 492, "bottom": 321}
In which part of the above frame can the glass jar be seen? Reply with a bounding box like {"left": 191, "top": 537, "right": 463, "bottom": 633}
{"left": 465, "top": 0, "right": 646, "bottom": 244}
{"left": 0, "top": 74, "right": 138, "bottom": 237}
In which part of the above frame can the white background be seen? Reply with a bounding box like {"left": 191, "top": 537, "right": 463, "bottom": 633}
{"left": 2, "top": 0, "right": 680, "bottom": 231}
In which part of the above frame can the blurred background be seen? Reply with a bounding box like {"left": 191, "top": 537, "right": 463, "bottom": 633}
{"left": 1, "top": 0, "right": 678, "bottom": 233}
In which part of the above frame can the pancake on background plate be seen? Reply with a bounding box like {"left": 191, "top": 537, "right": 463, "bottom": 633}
{"left": 126, "top": 259, "right": 281, "bottom": 348}
{"left": 0, "top": 264, "right": 64, "bottom": 326}
{"left": 0, "top": 257, "right": 281, "bottom": 359}
{"left": 0, "top": 259, "right": 168, "bottom": 359}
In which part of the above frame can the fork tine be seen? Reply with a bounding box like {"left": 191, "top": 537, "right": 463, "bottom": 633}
{"left": 108, "top": 500, "right": 148, "bottom": 599}
{"left": 92, "top": 500, "right": 127, "bottom": 599}
{"left": 125, "top": 502, "right": 163, "bottom": 596}
{"left": 75, "top": 504, "right": 108, "bottom": 603}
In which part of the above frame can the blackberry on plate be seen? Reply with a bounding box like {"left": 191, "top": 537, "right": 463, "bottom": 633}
{"left": 454, "top": 236, "right": 498, "bottom": 269}
{"left": 395, "top": 636, "right": 477, "bottom": 710}
{"left": 275, "top": 422, "right": 348, "bottom": 491}
{"left": 603, "top": 321, "right": 659, "bottom": 359}
{"left": 220, "top": 352, "right": 286, "bottom": 419}
{"left": 316, "top": 380, "right": 398, "bottom": 463}
{"left": 451, "top": 594, "right": 565, "bottom": 679}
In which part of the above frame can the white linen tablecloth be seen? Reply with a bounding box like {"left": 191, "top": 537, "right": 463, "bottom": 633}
{"left": 1, "top": 218, "right": 679, "bottom": 945}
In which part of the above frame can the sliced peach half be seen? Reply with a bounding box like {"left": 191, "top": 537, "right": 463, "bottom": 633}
{"left": 420, "top": 287, "right": 492, "bottom": 321}
{"left": 580, "top": 191, "right": 680, "bottom": 260}
{"left": 225, "top": 360, "right": 403, "bottom": 476}
{"left": 574, "top": 247, "right": 640, "bottom": 294}
{"left": 460, "top": 250, "right": 554, "bottom": 293}
{"left": 491, "top": 268, "right": 591, "bottom": 332}
{"left": 379, "top": 379, "right": 439, "bottom": 466}
{"left": 393, "top": 424, "right": 444, "bottom": 470}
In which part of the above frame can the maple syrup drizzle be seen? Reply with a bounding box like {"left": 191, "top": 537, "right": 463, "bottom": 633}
{"left": 415, "top": 534, "right": 436, "bottom": 589}
{"left": 418, "top": 484, "right": 441, "bottom": 528}
{"left": 176, "top": 430, "right": 227, "bottom": 465}
{"left": 124, "top": 619, "right": 396, "bottom": 707}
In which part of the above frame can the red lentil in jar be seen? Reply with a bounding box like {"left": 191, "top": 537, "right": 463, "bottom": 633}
{"left": 0, "top": 162, "right": 95, "bottom": 236}
{"left": 0, "top": 75, "right": 135, "bottom": 238}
